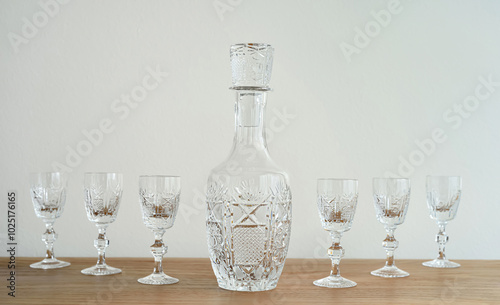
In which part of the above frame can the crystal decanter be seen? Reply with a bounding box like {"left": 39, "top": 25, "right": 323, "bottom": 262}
{"left": 206, "top": 43, "right": 292, "bottom": 291}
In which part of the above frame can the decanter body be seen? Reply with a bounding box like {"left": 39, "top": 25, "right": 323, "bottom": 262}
{"left": 206, "top": 43, "right": 292, "bottom": 291}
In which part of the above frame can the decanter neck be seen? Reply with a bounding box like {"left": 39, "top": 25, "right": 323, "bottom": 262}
{"left": 233, "top": 90, "right": 268, "bottom": 149}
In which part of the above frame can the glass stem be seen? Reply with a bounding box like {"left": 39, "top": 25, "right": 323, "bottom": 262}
{"left": 42, "top": 221, "right": 57, "bottom": 260}
{"left": 151, "top": 230, "right": 166, "bottom": 275}
{"left": 383, "top": 227, "right": 398, "bottom": 267}
{"left": 94, "top": 224, "right": 109, "bottom": 267}
{"left": 436, "top": 223, "right": 449, "bottom": 260}
{"left": 329, "top": 232, "right": 344, "bottom": 278}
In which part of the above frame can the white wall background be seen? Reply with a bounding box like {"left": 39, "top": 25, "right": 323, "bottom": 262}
{"left": 1, "top": 0, "right": 499, "bottom": 260}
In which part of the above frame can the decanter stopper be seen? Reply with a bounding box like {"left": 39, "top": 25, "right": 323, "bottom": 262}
{"left": 230, "top": 43, "right": 274, "bottom": 90}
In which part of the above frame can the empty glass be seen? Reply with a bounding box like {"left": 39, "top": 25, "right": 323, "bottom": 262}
{"left": 314, "top": 179, "right": 358, "bottom": 288}
{"left": 206, "top": 43, "right": 292, "bottom": 292}
{"left": 29, "top": 172, "right": 70, "bottom": 269}
{"left": 82, "top": 172, "right": 123, "bottom": 276}
{"left": 423, "top": 176, "right": 462, "bottom": 268}
{"left": 138, "top": 176, "right": 181, "bottom": 285}
{"left": 371, "top": 178, "right": 411, "bottom": 278}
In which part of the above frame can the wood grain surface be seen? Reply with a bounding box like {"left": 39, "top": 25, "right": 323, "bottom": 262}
{"left": 1, "top": 257, "right": 499, "bottom": 304}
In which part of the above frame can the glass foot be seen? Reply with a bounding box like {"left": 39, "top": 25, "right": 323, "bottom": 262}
{"left": 313, "top": 275, "right": 357, "bottom": 288}
{"left": 30, "top": 258, "right": 70, "bottom": 269}
{"left": 81, "top": 264, "right": 121, "bottom": 276}
{"left": 371, "top": 265, "right": 409, "bottom": 278}
{"left": 423, "top": 259, "right": 460, "bottom": 268}
{"left": 138, "top": 272, "right": 179, "bottom": 285}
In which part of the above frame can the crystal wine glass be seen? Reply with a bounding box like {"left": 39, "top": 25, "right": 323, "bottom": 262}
{"left": 314, "top": 178, "right": 358, "bottom": 288}
{"left": 82, "top": 172, "right": 123, "bottom": 276}
{"left": 371, "top": 178, "right": 411, "bottom": 278}
{"left": 29, "top": 172, "right": 71, "bottom": 269}
{"left": 138, "top": 175, "right": 181, "bottom": 285}
{"left": 423, "top": 176, "right": 462, "bottom": 268}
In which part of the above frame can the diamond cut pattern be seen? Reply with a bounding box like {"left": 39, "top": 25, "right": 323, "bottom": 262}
{"left": 233, "top": 226, "right": 265, "bottom": 265}
{"left": 230, "top": 44, "right": 274, "bottom": 88}
{"left": 206, "top": 178, "right": 291, "bottom": 290}
{"left": 318, "top": 193, "right": 357, "bottom": 229}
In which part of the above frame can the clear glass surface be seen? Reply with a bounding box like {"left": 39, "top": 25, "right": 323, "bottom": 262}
{"left": 138, "top": 175, "right": 181, "bottom": 285}
{"left": 81, "top": 172, "right": 123, "bottom": 276}
{"left": 206, "top": 43, "right": 292, "bottom": 292}
{"left": 29, "top": 172, "right": 70, "bottom": 269}
{"left": 230, "top": 43, "right": 274, "bottom": 89}
{"left": 371, "top": 178, "right": 410, "bottom": 278}
{"left": 314, "top": 179, "right": 358, "bottom": 288}
{"left": 423, "top": 176, "right": 462, "bottom": 268}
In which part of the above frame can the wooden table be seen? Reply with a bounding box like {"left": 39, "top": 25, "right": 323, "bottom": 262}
{"left": 1, "top": 257, "right": 499, "bottom": 304}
